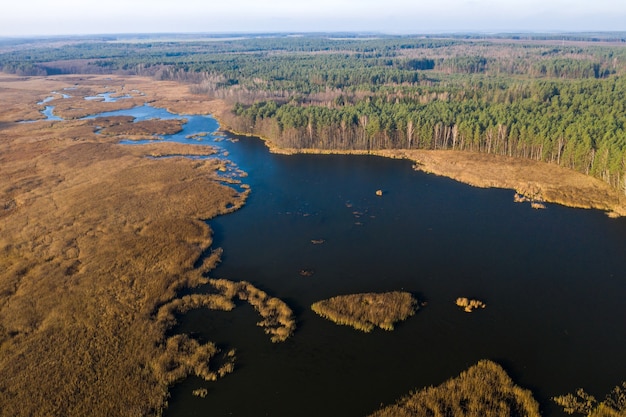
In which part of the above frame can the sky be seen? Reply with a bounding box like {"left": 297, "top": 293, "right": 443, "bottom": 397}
{"left": 1, "top": 0, "right": 625, "bottom": 37}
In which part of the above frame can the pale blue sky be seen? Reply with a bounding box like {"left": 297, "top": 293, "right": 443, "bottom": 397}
{"left": 1, "top": 0, "right": 625, "bottom": 37}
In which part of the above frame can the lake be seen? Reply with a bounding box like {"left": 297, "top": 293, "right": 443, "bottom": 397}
{"left": 59, "top": 104, "right": 626, "bottom": 416}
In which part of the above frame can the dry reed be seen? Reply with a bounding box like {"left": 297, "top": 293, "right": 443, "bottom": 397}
{"left": 369, "top": 360, "right": 541, "bottom": 417}
{"left": 311, "top": 291, "right": 417, "bottom": 332}
{"left": 554, "top": 382, "right": 626, "bottom": 416}
{"left": 208, "top": 279, "right": 296, "bottom": 342}
{"left": 455, "top": 297, "right": 486, "bottom": 313}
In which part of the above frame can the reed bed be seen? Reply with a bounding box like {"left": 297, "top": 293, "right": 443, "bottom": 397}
{"left": 208, "top": 279, "right": 296, "bottom": 342}
{"left": 554, "top": 382, "right": 626, "bottom": 416}
{"left": 369, "top": 360, "right": 541, "bottom": 417}
{"left": 311, "top": 291, "right": 417, "bottom": 332}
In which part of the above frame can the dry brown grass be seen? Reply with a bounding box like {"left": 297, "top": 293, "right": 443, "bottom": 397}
{"left": 389, "top": 149, "right": 626, "bottom": 216}
{"left": 368, "top": 360, "right": 541, "bottom": 417}
{"left": 0, "top": 74, "right": 251, "bottom": 417}
{"left": 207, "top": 279, "right": 296, "bottom": 342}
{"left": 455, "top": 297, "right": 486, "bottom": 313}
{"left": 156, "top": 278, "right": 296, "bottom": 343}
{"left": 131, "top": 142, "right": 218, "bottom": 158}
{"left": 554, "top": 383, "right": 626, "bottom": 417}
{"left": 153, "top": 334, "right": 235, "bottom": 385}
{"left": 92, "top": 116, "right": 186, "bottom": 140}
{"left": 311, "top": 291, "right": 417, "bottom": 332}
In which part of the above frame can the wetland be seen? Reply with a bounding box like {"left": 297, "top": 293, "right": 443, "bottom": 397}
{"left": 1, "top": 74, "right": 625, "bottom": 417}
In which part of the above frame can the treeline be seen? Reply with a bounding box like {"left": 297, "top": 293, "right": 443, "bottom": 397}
{"left": 1, "top": 35, "right": 624, "bottom": 84}
{"left": 226, "top": 75, "right": 626, "bottom": 191}
{"left": 433, "top": 32, "right": 626, "bottom": 43}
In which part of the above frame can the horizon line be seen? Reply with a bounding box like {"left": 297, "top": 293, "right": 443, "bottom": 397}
{"left": 2, "top": 30, "right": 626, "bottom": 40}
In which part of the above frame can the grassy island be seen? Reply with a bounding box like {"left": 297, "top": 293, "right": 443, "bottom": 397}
{"left": 311, "top": 291, "right": 418, "bottom": 332}
{"left": 369, "top": 360, "right": 541, "bottom": 417}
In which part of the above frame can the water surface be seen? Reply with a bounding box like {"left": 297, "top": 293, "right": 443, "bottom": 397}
{"left": 71, "top": 104, "right": 626, "bottom": 417}
{"left": 168, "top": 134, "right": 626, "bottom": 417}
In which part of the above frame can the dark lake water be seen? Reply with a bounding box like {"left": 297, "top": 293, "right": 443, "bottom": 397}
{"left": 52, "top": 104, "right": 626, "bottom": 416}
{"left": 167, "top": 134, "right": 626, "bottom": 417}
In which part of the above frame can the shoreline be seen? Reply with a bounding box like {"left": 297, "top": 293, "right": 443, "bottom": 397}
{"left": 217, "top": 123, "right": 626, "bottom": 217}
{"left": 23, "top": 72, "right": 619, "bottom": 218}
{"left": 199, "top": 91, "right": 626, "bottom": 217}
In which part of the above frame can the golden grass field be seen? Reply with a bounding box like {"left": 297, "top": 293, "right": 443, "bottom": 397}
{"left": 0, "top": 74, "right": 259, "bottom": 416}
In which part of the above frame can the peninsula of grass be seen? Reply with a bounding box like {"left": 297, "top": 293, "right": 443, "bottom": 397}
{"left": 368, "top": 360, "right": 541, "bottom": 417}
{"left": 94, "top": 116, "right": 186, "bottom": 140}
{"left": 311, "top": 291, "right": 418, "bottom": 332}
{"left": 152, "top": 278, "right": 295, "bottom": 386}
{"left": 158, "top": 278, "right": 296, "bottom": 343}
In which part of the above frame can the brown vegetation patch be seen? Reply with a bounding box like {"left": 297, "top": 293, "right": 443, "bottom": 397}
{"left": 156, "top": 279, "right": 296, "bottom": 343}
{"left": 192, "top": 388, "right": 209, "bottom": 398}
{"left": 153, "top": 334, "right": 236, "bottom": 385}
{"left": 94, "top": 117, "right": 186, "bottom": 139}
{"left": 368, "top": 360, "right": 541, "bottom": 417}
{"left": 0, "top": 75, "right": 252, "bottom": 417}
{"left": 384, "top": 149, "right": 626, "bottom": 216}
{"left": 132, "top": 142, "right": 218, "bottom": 158}
{"left": 51, "top": 95, "right": 146, "bottom": 120}
{"left": 208, "top": 279, "right": 296, "bottom": 342}
{"left": 456, "top": 297, "right": 486, "bottom": 313}
{"left": 554, "top": 383, "right": 626, "bottom": 417}
{"left": 311, "top": 291, "right": 417, "bottom": 332}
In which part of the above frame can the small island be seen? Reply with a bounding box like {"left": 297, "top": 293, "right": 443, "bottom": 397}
{"left": 311, "top": 291, "right": 418, "bottom": 332}
{"left": 456, "top": 297, "right": 487, "bottom": 313}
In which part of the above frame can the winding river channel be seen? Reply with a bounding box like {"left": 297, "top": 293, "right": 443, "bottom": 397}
{"left": 46, "top": 102, "right": 626, "bottom": 416}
